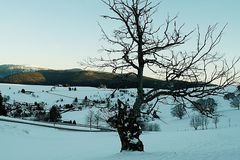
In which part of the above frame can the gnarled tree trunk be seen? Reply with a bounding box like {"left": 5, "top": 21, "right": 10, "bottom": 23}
{"left": 116, "top": 100, "right": 143, "bottom": 151}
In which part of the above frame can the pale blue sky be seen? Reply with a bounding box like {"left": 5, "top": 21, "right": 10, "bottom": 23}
{"left": 0, "top": 0, "right": 239, "bottom": 69}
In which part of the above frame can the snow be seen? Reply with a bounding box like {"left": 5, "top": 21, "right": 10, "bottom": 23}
{"left": 1, "top": 120, "right": 239, "bottom": 160}
{"left": 0, "top": 121, "right": 119, "bottom": 160}
{"left": 130, "top": 138, "right": 139, "bottom": 144}
{"left": 0, "top": 116, "right": 100, "bottom": 131}
{"left": 0, "top": 83, "right": 240, "bottom": 160}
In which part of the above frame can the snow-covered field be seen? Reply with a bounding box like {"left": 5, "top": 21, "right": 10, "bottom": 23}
{"left": 1, "top": 120, "right": 239, "bottom": 160}
{"left": 0, "top": 83, "right": 240, "bottom": 160}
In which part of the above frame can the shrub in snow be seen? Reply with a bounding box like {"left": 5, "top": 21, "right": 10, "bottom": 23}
{"left": 21, "top": 89, "right": 26, "bottom": 93}
{"left": 150, "top": 123, "right": 160, "bottom": 131}
{"left": 171, "top": 104, "right": 187, "bottom": 119}
{"left": 141, "top": 122, "right": 160, "bottom": 131}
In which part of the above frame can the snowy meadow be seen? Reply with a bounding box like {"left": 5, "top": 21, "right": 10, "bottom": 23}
{"left": 0, "top": 83, "right": 240, "bottom": 160}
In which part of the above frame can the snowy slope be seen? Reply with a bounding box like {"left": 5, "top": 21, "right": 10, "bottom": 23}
{"left": 0, "top": 83, "right": 239, "bottom": 129}
{"left": 0, "top": 83, "right": 114, "bottom": 107}
{"left": 0, "top": 120, "right": 240, "bottom": 160}
{"left": 0, "top": 83, "right": 240, "bottom": 160}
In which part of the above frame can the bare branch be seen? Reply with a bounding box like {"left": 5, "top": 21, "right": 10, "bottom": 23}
{"left": 82, "top": 0, "right": 239, "bottom": 122}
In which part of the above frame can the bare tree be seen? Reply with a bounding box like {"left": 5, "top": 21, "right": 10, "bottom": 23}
{"left": 86, "top": 110, "right": 95, "bottom": 130}
{"left": 94, "top": 110, "right": 103, "bottom": 128}
{"left": 200, "top": 115, "right": 209, "bottom": 130}
{"left": 190, "top": 115, "right": 202, "bottom": 130}
{"left": 82, "top": 0, "right": 239, "bottom": 151}
{"left": 213, "top": 116, "right": 220, "bottom": 129}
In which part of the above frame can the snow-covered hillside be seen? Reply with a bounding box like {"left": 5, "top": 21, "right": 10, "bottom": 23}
{"left": 0, "top": 83, "right": 240, "bottom": 160}
{"left": 0, "top": 83, "right": 115, "bottom": 125}
{"left": 0, "top": 83, "right": 114, "bottom": 107}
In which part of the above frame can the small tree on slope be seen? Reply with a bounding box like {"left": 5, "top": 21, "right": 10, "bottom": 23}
{"left": 192, "top": 98, "right": 217, "bottom": 116}
{"left": 49, "top": 106, "right": 61, "bottom": 123}
{"left": 224, "top": 86, "right": 240, "bottom": 110}
{"left": 82, "top": 0, "right": 239, "bottom": 152}
{"left": 171, "top": 104, "right": 187, "bottom": 119}
{"left": 86, "top": 110, "right": 95, "bottom": 130}
{"left": 230, "top": 95, "right": 240, "bottom": 110}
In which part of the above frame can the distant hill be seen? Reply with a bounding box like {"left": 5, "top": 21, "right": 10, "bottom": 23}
{"left": 0, "top": 69, "right": 200, "bottom": 89}
{"left": 0, "top": 64, "right": 203, "bottom": 89}
{"left": 0, "top": 69, "right": 144, "bottom": 88}
{"left": 3, "top": 72, "right": 46, "bottom": 84}
{"left": 0, "top": 64, "right": 49, "bottom": 78}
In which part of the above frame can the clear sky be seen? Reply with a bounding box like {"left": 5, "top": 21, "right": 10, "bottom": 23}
{"left": 0, "top": 0, "right": 239, "bottom": 70}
